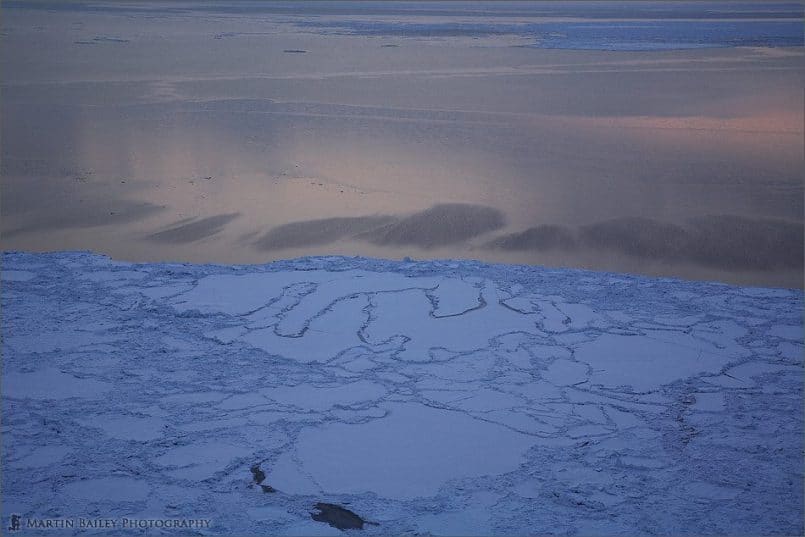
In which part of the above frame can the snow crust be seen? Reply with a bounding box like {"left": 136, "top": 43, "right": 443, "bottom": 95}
{"left": 2, "top": 251, "right": 802, "bottom": 535}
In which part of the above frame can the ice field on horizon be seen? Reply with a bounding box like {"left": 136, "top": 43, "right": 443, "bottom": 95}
{"left": 1, "top": 251, "right": 803, "bottom": 535}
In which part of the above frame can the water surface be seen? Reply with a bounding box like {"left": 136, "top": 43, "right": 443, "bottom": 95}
{"left": 2, "top": 1, "right": 803, "bottom": 287}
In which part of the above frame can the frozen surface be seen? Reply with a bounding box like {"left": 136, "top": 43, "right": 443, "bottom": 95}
{"left": 2, "top": 251, "right": 802, "bottom": 535}
{"left": 272, "top": 402, "right": 534, "bottom": 500}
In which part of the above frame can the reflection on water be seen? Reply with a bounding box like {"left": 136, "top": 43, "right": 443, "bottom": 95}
{"left": 148, "top": 213, "right": 241, "bottom": 244}
{"left": 1, "top": 2, "right": 803, "bottom": 288}
{"left": 488, "top": 216, "right": 803, "bottom": 273}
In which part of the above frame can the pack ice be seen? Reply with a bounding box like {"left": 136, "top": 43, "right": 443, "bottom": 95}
{"left": 2, "top": 252, "right": 802, "bottom": 535}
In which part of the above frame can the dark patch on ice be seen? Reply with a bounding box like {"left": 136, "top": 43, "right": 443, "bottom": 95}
{"left": 250, "top": 464, "right": 276, "bottom": 493}
{"left": 361, "top": 203, "right": 506, "bottom": 248}
{"left": 250, "top": 464, "right": 265, "bottom": 484}
{"left": 147, "top": 213, "right": 240, "bottom": 243}
{"left": 311, "top": 503, "right": 375, "bottom": 530}
{"left": 255, "top": 216, "right": 396, "bottom": 250}
{"left": 487, "top": 224, "right": 577, "bottom": 251}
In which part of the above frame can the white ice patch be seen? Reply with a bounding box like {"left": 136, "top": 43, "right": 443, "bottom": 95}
{"left": 769, "top": 324, "right": 803, "bottom": 341}
{"left": 682, "top": 481, "right": 740, "bottom": 500}
{"left": 156, "top": 441, "right": 253, "bottom": 481}
{"left": 62, "top": 477, "right": 150, "bottom": 502}
{"left": 451, "top": 388, "right": 525, "bottom": 412}
{"left": 692, "top": 392, "right": 726, "bottom": 412}
{"left": 430, "top": 278, "right": 483, "bottom": 316}
{"left": 161, "top": 391, "right": 227, "bottom": 405}
{"left": 276, "top": 272, "right": 442, "bottom": 336}
{"left": 339, "top": 355, "right": 378, "bottom": 372}
{"left": 364, "top": 284, "right": 537, "bottom": 362}
{"left": 10, "top": 446, "right": 72, "bottom": 468}
{"left": 80, "top": 270, "right": 147, "bottom": 283}
{"left": 205, "top": 326, "right": 248, "bottom": 344}
{"left": 6, "top": 331, "right": 120, "bottom": 354}
{"left": 242, "top": 295, "right": 368, "bottom": 363}
{"left": 264, "top": 380, "right": 386, "bottom": 411}
{"left": 270, "top": 402, "right": 532, "bottom": 500}
{"left": 537, "top": 299, "right": 572, "bottom": 332}
{"left": 178, "top": 417, "right": 251, "bottom": 432}
{"left": 2, "top": 270, "right": 36, "bottom": 282}
{"left": 280, "top": 520, "right": 342, "bottom": 536}
{"left": 415, "top": 507, "right": 492, "bottom": 536}
{"left": 620, "top": 455, "right": 667, "bottom": 469}
{"left": 416, "top": 351, "right": 496, "bottom": 382}
{"left": 218, "top": 392, "right": 271, "bottom": 411}
{"left": 777, "top": 341, "right": 803, "bottom": 361}
{"left": 483, "top": 409, "right": 556, "bottom": 434}
{"left": 2, "top": 368, "right": 111, "bottom": 400}
{"left": 578, "top": 334, "right": 732, "bottom": 391}
{"left": 542, "top": 359, "right": 589, "bottom": 386}
{"left": 726, "top": 361, "right": 802, "bottom": 383}
{"left": 170, "top": 272, "right": 306, "bottom": 315}
{"left": 80, "top": 415, "right": 167, "bottom": 441}
{"left": 247, "top": 505, "right": 297, "bottom": 523}
{"left": 557, "top": 302, "right": 602, "bottom": 330}
{"left": 139, "top": 282, "right": 194, "bottom": 300}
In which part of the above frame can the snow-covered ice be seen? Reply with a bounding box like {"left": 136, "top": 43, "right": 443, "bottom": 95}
{"left": 2, "top": 367, "right": 112, "bottom": 400}
{"left": 271, "top": 402, "right": 533, "bottom": 500}
{"left": 1, "top": 251, "right": 802, "bottom": 535}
